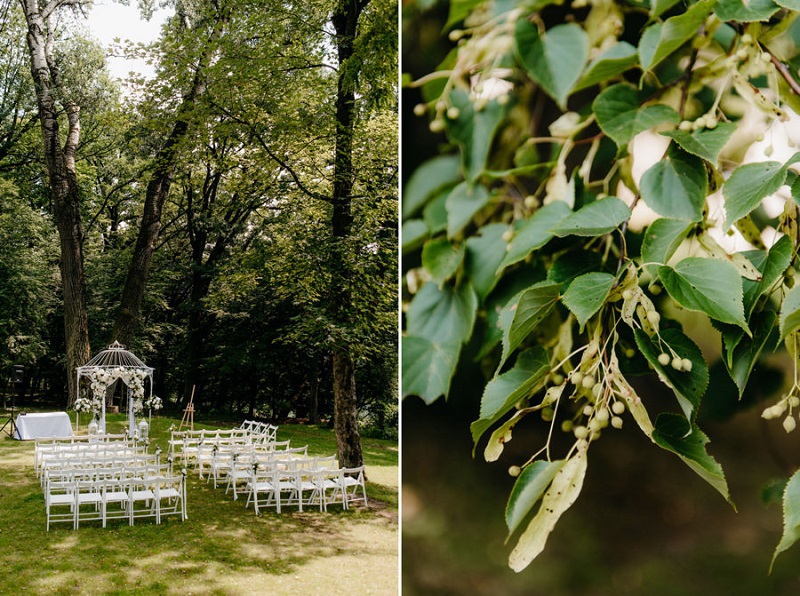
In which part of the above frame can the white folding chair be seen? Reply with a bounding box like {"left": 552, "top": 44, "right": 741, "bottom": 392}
{"left": 338, "top": 466, "right": 368, "bottom": 509}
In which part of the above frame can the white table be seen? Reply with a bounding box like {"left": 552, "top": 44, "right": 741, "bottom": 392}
{"left": 13, "top": 412, "right": 73, "bottom": 440}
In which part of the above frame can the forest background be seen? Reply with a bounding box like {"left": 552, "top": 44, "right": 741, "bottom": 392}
{"left": 0, "top": 0, "right": 398, "bottom": 444}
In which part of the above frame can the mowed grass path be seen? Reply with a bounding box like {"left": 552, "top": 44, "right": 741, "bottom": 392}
{"left": 0, "top": 413, "right": 398, "bottom": 595}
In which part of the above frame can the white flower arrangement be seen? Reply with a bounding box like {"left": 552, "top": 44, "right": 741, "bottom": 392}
{"left": 73, "top": 397, "right": 94, "bottom": 413}
{"left": 144, "top": 395, "right": 163, "bottom": 411}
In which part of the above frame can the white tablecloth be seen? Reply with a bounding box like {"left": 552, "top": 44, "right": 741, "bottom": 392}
{"left": 13, "top": 412, "right": 73, "bottom": 440}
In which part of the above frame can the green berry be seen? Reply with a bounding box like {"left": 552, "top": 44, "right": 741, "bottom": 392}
{"left": 784, "top": 416, "right": 797, "bottom": 433}
{"left": 671, "top": 357, "right": 683, "bottom": 371}
{"left": 574, "top": 425, "right": 589, "bottom": 440}
{"left": 581, "top": 375, "right": 595, "bottom": 389}
{"left": 509, "top": 465, "right": 521, "bottom": 477}
{"left": 681, "top": 358, "right": 693, "bottom": 372}
{"left": 657, "top": 353, "right": 671, "bottom": 366}
{"left": 611, "top": 416, "right": 624, "bottom": 429}
{"left": 612, "top": 401, "right": 625, "bottom": 415}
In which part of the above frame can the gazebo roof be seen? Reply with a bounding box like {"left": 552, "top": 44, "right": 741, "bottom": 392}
{"left": 78, "top": 341, "right": 153, "bottom": 372}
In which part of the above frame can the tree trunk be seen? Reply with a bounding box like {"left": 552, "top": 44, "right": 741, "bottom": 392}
{"left": 20, "top": 0, "right": 90, "bottom": 405}
{"left": 329, "top": 0, "right": 370, "bottom": 470}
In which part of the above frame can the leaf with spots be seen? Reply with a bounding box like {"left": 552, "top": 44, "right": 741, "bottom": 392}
{"left": 509, "top": 448, "right": 588, "bottom": 572}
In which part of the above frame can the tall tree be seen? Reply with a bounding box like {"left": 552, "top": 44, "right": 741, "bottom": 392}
{"left": 112, "top": 0, "right": 231, "bottom": 347}
{"left": 18, "top": 0, "right": 91, "bottom": 402}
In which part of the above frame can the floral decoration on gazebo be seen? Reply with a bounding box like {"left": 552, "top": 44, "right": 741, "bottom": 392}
{"left": 76, "top": 341, "right": 159, "bottom": 436}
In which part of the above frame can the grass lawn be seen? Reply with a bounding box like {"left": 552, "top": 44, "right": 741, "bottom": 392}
{"left": 0, "top": 410, "right": 398, "bottom": 595}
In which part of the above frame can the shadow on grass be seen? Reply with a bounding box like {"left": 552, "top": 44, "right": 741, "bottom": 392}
{"left": 0, "top": 415, "right": 398, "bottom": 595}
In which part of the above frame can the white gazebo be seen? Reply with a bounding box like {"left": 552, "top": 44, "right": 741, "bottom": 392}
{"left": 76, "top": 341, "right": 154, "bottom": 436}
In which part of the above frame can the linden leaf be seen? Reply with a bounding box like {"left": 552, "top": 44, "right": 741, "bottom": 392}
{"left": 508, "top": 447, "right": 588, "bottom": 572}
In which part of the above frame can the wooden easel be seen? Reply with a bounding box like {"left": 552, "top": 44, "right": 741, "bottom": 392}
{"left": 179, "top": 386, "right": 195, "bottom": 431}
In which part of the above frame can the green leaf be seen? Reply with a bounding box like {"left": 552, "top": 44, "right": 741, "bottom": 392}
{"left": 780, "top": 285, "right": 800, "bottom": 341}
{"left": 401, "top": 336, "right": 461, "bottom": 404}
{"left": 723, "top": 153, "right": 800, "bottom": 229}
{"left": 509, "top": 448, "right": 588, "bottom": 572}
{"left": 635, "top": 328, "right": 709, "bottom": 422}
{"left": 406, "top": 281, "right": 478, "bottom": 346}
{"left": 651, "top": 0, "right": 682, "bottom": 17}
{"left": 640, "top": 146, "right": 707, "bottom": 222}
{"left": 661, "top": 122, "right": 737, "bottom": 167}
{"left": 423, "top": 188, "right": 449, "bottom": 235}
{"left": 550, "top": 197, "right": 631, "bottom": 237}
{"left": 401, "top": 219, "right": 429, "bottom": 252}
{"left": 506, "top": 460, "right": 565, "bottom": 536}
{"left": 659, "top": 258, "right": 749, "bottom": 333}
{"left": 593, "top": 84, "right": 680, "bottom": 147}
{"left": 641, "top": 218, "right": 693, "bottom": 279}
{"left": 446, "top": 181, "right": 491, "bottom": 237}
{"left": 403, "top": 155, "right": 462, "bottom": 218}
{"left": 562, "top": 272, "right": 616, "bottom": 331}
{"left": 638, "top": 0, "right": 716, "bottom": 72}
{"left": 547, "top": 250, "right": 603, "bottom": 288}
{"left": 715, "top": 0, "right": 780, "bottom": 22}
{"left": 774, "top": 0, "right": 800, "bottom": 8}
{"left": 465, "top": 224, "right": 510, "bottom": 301}
{"left": 500, "top": 282, "right": 561, "bottom": 369}
{"left": 444, "top": 89, "right": 506, "bottom": 182}
{"left": 515, "top": 21, "right": 588, "bottom": 108}
{"left": 742, "top": 235, "right": 793, "bottom": 316}
{"left": 498, "top": 201, "right": 572, "bottom": 274}
{"left": 771, "top": 468, "right": 800, "bottom": 572}
{"left": 722, "top": 310, "right": 778, "bottom": 396}
{"left": 422, "top": 238, "right": 465, "bottom": 285}
{"left": 471, "top": 346, "right": 551, "bottom": 444}
{"left": 652, "top": 413, "right": 733, "bottom": 505}
{"left": 574, "top": 42, "right": 638, "bottom": 91}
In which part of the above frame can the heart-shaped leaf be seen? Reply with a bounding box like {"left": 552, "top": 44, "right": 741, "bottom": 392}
{"left": 593, "top": 84, "right": 679, "bottom": 147}
{"left": 444, "top": 89, "right": 506, "bottom": 182}
{"left": 471, "top": 346, "right": 551, "bottom": 444}
{"left": 635, "top": 328, "right": 709, "bottom": 422}
{"left": 641, "top": 218, "right": 693, "bottom": 279}
{"left": 659, "top": 258, "right": 749, "bottom": 333}
{"left": 715, "top": 0, "right": 780, "bottom": 22}
{"left": 723, "top": 153, "right": 800, "bottom": 229}
{"left": 401, "top": 336, "right": 462, "bottom": 404}
{"left": 574, "top": 42, "right": 638, "bottom": 91}
{"left": 640, "top": 146, "right": 707, "bottom": 222}
{"left": 499, "top": 282, "right": 561, "bottom": 369}
{"left": 652, "top": 413, "right": 733, "bottom": 506}
{"left": 661, "top": 122, "right": 737, "bottom": 167}
{"left": 446, "top": 181, "right": 491, "bottom": 237}
{"left": 422, "top": 238, "right": 465, "bottom": 285}
{"left": 638, "top": 0, "right": 716, "bottom": 71}
{"left": 465, "top": 223, "right": 510, "bottom": 301}
{"left": 515, "top": 21, "right": 588, "bottom": 108}
{"left": 550, "top": 197, "right": 631, "bottom": 237}
{"left": 498, "top": 201, "right": 572, "bottom": 274}
{"left": 562, "top": 272, "right": 616, "bottom": 330}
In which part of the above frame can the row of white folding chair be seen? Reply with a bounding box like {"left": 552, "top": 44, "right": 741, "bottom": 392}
{"left": 244, "top": 464, "right": 366, "bottom": 514}
{"left": 224, "top": 452, "right": 325, "bottom": 499}
{"left": 45, "top": 472, "right": 186, "bottom": 531}
{"left": 238, "top": 420, "right": 278, "bottom": 441}
{"left": 200, "top": 442, "right": 308, "bottom": 485}
{"left": 37, "top": 448, "right": 150, "bottom": 482}
{"left": 35, "top": 440, "right": 140, "bottom": 475}
{"left": 40, "top": 454, "right": 161, "bottom": 485}
{"left": 41, "top": 456, "right": 165, "bottom": 486}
